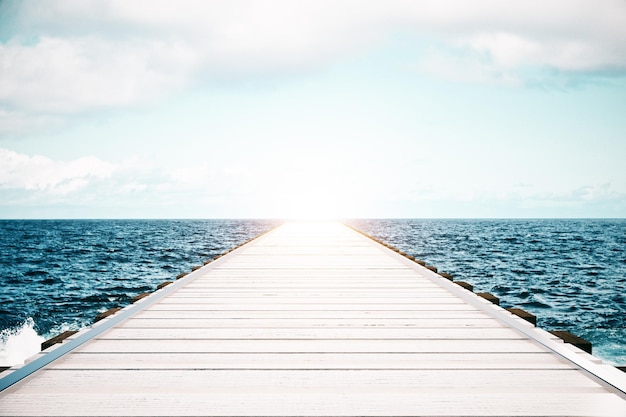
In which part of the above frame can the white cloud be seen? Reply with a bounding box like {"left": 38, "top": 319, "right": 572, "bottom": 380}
{"left": 417, "top": 45, "right": 523, "bottom": 86}
{"left": 168, "top": 163, "right": 215, "bottom": 189}
{"left": 120, "top": 182, "right": 148, "bottom": 193}
{"left": 0, "top": 148, "right": 116, "bottom": 194}
{"left": 0, "top": 109, "right": 64, "bottom": 135}
{"left": 459, "top": 31, "right": 626, "bottom": 74}
{"left": 569, "top": 183, "right": 624, "bottom": 202}
{"left": 0, "top": 0, "right": 624, "bottom": 131}
{"left": 462, "top": 33, "right": 540, "bottom": 69}
{"left": 0, "top": 148, "right": 206, "bottom": 212}
{"left": 0, "top": 36, "right": 197, "bottom": 113}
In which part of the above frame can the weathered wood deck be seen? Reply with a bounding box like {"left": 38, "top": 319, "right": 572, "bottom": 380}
{"left": 1, "top": 221, "right": 625, "bottom": 416}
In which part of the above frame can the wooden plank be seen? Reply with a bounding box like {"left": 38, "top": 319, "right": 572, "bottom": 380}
{"left": 178, "top": 284, "right": 444, "bottom": 290}
{"left": 186, "top": 277, "right": 435, "bottom": 283}
{"left": 132, "top": 309, "right": 495, "bottom": 319}
{"left": 193, "top": 271, "right": 426, "bottom": 277}
{"left": 74, "top": 338, "right": 547, "bottom": 353}
{"left": 180, "top": 277, "right": 439, "bottom": 282}
{"left": 119, "top": 317, "right": 504, "bottom": 328}
{"left": 50, "top": 352, "right": 574, "bottom": 370}
{"left": 2, "top": 391, "right": 624, "bottom": 417}
{"left": 144, "top": 303, "right": 480, "bottom": 311}
{"left": 3, "top": 369, "right": 605, "bottom": 394}
{"left": 156, "top": 297, "right": 466, "bottom": 304}
{"left": 213, "top": 265, "right": 411, "bottom": 269}
{"left": 99, "top": 327, "right": 523, "bottom": 340}
{"left": 169, "top": 289, "right": 454, "bottom": 296}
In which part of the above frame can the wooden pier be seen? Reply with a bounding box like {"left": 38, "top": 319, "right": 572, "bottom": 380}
{"left": 1, "top": 221, "right": 625, "bottom": 416}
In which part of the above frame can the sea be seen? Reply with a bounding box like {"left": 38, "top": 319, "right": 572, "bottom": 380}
{"left": 0, "top": 219, "right": 624, "bottom": 367}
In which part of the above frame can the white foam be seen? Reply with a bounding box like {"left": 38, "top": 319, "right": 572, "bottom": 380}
{"left": 0, "top": 318, "right": 45, "bottom": 367}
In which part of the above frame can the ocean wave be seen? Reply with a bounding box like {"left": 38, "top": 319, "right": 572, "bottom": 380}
{"left": 0, "top": 318, "right": 45, "bottom": 367}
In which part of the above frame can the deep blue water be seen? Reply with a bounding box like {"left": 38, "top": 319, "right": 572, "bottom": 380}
{"left": 0, "top": 219, "right": 624, "bottom": 366}
{"left": 0, "top": 220, "right": 279, "bottom": 341}
{"left": 348, "top": 219, "right": 626, "bottom": 365}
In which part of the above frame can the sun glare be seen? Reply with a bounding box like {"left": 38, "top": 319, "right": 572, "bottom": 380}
{"left": 260, "top": 150, "right": 364, "bottom": 220}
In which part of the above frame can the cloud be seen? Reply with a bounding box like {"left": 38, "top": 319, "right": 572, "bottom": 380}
{"left": 568, "top": 183, "right": 625, "bottom": 202}
{"left": 0, "top": 36, "right": 197, "bottom": 113}
{"left": 0, "top": 148, "right": 116, "bottom": 195}
{"left": 1, "top": 0, "right": 625, "bottom": 130}
{"left": 168, "top": 163, "right": 216, "bottom": 189}
{"left": 417, "top": 44, "right": 523, "bottom": 86}
{"left": 0, "top": 109, "right": 64, "bottom": 136}
{"left": 0, "top": 148, "right": 227, "bottom": 212}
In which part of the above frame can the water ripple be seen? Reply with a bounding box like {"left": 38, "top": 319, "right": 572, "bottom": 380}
{"left": 0, "top": 219, "right": 279, "bottom": 339}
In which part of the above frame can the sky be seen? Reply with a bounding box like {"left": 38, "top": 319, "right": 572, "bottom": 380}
{"left": 0, "top": 0, "right": 625, "bottom": 219}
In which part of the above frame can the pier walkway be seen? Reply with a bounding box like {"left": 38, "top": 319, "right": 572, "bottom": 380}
{"left": 1, "top": 221, "right": 625, "bottom": 416}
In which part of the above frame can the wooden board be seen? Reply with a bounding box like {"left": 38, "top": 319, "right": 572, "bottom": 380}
{"left": 118, "top": 317, "right": 504, "bottom": 328}
{"left": 50, "top": 352, "right": 574, "bottom": 370}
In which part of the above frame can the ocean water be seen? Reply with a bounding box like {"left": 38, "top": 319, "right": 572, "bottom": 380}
{"left": 348, "top": 219, "right": 626, "bottom": 366}
{"left": 1, "top": 219, "right": 624, "bottom": 367}
{"left": 0, "top": 219, "right": 279, "bottom": 365}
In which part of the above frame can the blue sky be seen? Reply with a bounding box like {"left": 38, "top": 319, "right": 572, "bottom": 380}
{"left": 1, "top": 0, "right": 625, "bottom": 218}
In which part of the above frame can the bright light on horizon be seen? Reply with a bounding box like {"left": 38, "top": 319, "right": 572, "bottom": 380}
{"left": 252, "top": 148, "right": 370, "bottom": 220}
